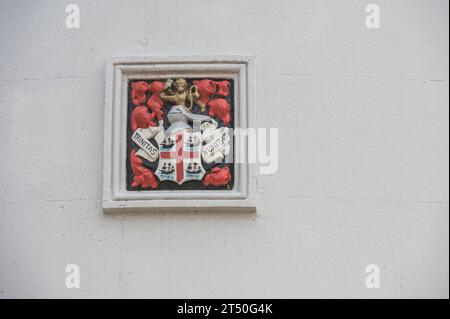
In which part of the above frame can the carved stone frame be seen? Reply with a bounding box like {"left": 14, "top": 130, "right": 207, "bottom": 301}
{"left": 103, "top": 56, "right": 256, "bottom": 212}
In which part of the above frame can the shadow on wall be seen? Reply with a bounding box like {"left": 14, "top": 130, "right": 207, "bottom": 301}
{"left": 103, "top": 208, "right": 258, "bottom": 222}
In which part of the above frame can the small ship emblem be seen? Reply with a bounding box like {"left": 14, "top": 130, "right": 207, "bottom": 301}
{"left": 186, "top": 162, "right": 202, "bottom": 174}
{"left": 161, "top": 137, "right": 175, "bottom": 149}
{"left": 160, "top": 162, "right": 175, "bottom": 174}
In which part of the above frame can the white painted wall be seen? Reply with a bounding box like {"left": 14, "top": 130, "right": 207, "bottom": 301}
{"left": 0, "top": 0, "right": 448, "bottom": 298}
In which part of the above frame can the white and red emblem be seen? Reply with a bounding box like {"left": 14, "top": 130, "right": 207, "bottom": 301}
{"left": 129, "top": 78, "right": 232, "bottom": 189}
{"left": 156, "top": 132, "right": 205, "bottom": 184}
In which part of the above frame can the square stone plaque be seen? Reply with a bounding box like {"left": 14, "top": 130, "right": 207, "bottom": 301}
{"left": 102, "top": 56, "right": 256, "bottom": 212}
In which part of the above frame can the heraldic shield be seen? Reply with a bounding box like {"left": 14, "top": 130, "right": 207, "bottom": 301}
{"left": 155, "top": 131, "right": 205, "bottom": 185}
{"left": 128, "top": 77, "right": 233, "bottom": 191}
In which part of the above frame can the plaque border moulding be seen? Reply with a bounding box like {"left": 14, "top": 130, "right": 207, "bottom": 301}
{"left": 103, "top": 56, "right": 256, "bottom": 212}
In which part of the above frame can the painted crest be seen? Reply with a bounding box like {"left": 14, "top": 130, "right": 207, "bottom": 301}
{"left": 156, "top": 132, "right": 205, "bottom": 184}
{"left": 128, "top": 77, "right": 233, "bottom": 190}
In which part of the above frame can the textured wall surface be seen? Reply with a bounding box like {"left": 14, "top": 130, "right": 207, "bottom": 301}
{"left": 0, "top": 0, "right": 448, "bottom": 298}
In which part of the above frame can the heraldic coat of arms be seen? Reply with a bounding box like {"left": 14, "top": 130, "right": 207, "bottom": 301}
{"left": 127, "top": 78, "right": 233, "bottom": 190}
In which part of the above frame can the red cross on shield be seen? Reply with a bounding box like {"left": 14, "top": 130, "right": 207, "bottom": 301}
{"left": 156, "top": 132, "right": 205, "bottom": 184}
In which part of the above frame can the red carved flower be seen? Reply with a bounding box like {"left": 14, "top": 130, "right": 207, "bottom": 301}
{"left": 131, "top": 81, "right": 151, "bottom": 105}
{"left": 215, "top": 80, "right": 230, "bottom": 97}
{"left": 147, "top": 81, "right": 165, "bottom": 121}
{"left": 207, "top": 98, "right": 231, "bottom": 126}
{"left": 131, "top": 105, "right": 155, "bottom": 131}
{"left": 130, "top": 149, "right": 159, "bottom": 189}
{"left": 203, "top": 166, "right": 232, "bottom": 187}
{"left": 193, "top": 79, "right": 216, "bottom": 107}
